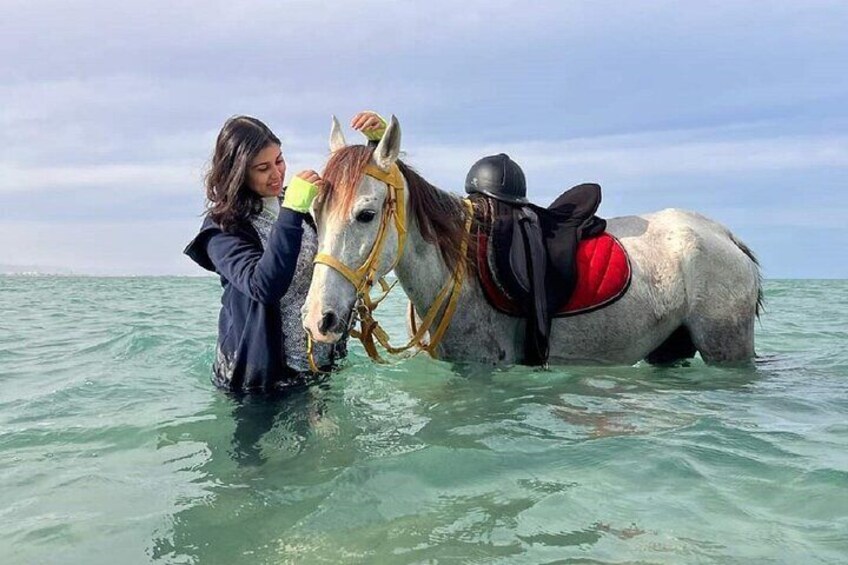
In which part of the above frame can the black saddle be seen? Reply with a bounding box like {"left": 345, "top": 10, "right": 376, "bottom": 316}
{"left": 472, "top": 183, "right": 606, "bottom": 365}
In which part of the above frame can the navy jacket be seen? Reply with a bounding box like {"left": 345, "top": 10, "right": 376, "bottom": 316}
{"left": 184, "top": 208, "right": 306, "bottom": 392}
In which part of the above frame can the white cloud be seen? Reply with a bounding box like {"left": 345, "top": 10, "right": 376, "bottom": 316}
{"left": 0, "top": 72, "right": 443, "bottom": 169}
{"left": 2, "top": 129, "right": 846, "bottom": 201}
{"left": 402, "top": 131, "right": 848, "bottom": 197}
{"left": 0, "top": 1, "right": 598, "bottom": 67}
{"left": 711, "top": 207, "right": 848, "bottom": 229}
{"left": 0, "top": 162, "right": 201, "bottom": 194}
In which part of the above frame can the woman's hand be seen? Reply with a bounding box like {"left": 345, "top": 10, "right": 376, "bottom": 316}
{"left": 350, "top": 111, "right": 387, "bottom": 141}
{"left": 295, "top": 169, "right": 324, "bottom": 188}
{"left": 283, "top": 170, "right": 323, "bottom": 213}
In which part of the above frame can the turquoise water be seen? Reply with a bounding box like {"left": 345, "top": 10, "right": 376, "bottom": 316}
{"left": 1, "top": 277, "right": 846, "bottom": 564}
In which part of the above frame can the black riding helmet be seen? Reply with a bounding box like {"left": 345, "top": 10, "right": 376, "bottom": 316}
{"left": 465, "top": 153, "right": 528, "bottom": 204}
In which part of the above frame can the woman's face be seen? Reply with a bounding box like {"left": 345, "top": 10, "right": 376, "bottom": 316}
{"left": 247, "top": 144, "right": 286, "bottom": 198}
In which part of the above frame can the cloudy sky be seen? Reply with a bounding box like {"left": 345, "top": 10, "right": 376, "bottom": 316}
{"left": 1, "top": 1, "right": 846, "bottom": 277}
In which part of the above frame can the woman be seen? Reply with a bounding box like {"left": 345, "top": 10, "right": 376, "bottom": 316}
{"left": 185, "top": 111, "right": 386, "bottom": 393}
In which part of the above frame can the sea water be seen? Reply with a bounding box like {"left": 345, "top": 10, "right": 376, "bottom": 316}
{"left": 0, "top": 277, "right": 846, "bottom": 564}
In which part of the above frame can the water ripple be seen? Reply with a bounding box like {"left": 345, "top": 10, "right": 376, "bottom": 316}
{"left": 1, "top": 277, "right": 847, "bottom": 563}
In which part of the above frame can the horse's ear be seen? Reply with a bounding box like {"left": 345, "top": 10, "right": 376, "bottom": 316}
{"left": 373, "top": 115, "right": 401, "bottom": 172}
{"left": 329, "top": 115, "right": 347, "bottom": 153}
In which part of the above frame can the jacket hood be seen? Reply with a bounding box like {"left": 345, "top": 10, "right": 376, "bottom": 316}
{"left": 183, "top": 215, "right": 221, "bottom": 272}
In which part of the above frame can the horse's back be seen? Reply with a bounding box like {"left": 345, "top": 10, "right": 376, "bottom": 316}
{"left": 547, "top": 208, "right": 760, "bottom": 364}
{"left": 606, "top": 207, "right": 759, "bottom": 308}
{"left": 606, "top": 208, "right": 755, "bottom": 274}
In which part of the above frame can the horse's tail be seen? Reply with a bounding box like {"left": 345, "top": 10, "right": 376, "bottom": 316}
{"left": 728, "top": 232, "right": 764, "bottom": 318}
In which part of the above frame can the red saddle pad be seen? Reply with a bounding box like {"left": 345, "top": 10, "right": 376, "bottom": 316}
{"left": 477, "top": 232, "right": 631, "bottom": 317}
{"left": 558, "top": 233, "right": 631, "bottom": 316}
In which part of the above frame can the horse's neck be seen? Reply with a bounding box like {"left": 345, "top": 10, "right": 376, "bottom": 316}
{"left": 394, "top": 192, "right": 459, "bottom": 312}
{"left": 391, "top": 181, "right": 518, "bottom": 362}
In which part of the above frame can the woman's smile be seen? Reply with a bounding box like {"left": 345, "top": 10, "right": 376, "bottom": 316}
{"left": 248, "top": 144, "right": 286, "bottom": 198}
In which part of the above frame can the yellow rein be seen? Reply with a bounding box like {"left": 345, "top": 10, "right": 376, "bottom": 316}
{"left": 308, "top": 163, "right": 474, "bottom": 371}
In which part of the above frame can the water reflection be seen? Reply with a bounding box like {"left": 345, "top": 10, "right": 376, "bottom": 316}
{"left": 151, "top": 353, "right": 806, "bottom": 563}
{"left": 150, "top": 379, "right": 340, "bottom": 563}
{"left": 404, "top": 359, "right": 770, "bottom": 449}
{"left": 227, "top": 378, "right": 334, "bottom": 466}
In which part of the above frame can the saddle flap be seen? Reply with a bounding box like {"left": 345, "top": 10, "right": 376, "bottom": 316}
{"left": 484, "top": 185, "right": 603, "bottom": 308}
{"left": 507, "top": 207, "right": 551, "bottom": 363}
{"left": 508, "top": 208, "right": 542, "bottom": 293}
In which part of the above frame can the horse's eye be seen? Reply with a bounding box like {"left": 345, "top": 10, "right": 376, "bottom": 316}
{"left": 356, "top": 210, "right": 377, "bottom": 223}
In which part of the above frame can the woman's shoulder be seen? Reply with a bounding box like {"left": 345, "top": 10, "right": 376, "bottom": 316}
{"left": 184, "top": 214, "right": 260, "bottom": 271}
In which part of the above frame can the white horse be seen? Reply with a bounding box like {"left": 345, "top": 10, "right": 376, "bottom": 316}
{"left": 304, "top": 116, "right": 762, "bottom": 366}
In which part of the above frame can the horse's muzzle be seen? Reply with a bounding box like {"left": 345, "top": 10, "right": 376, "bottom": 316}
{"left": 319, "top": 311, "right": 342, "bottom": 335}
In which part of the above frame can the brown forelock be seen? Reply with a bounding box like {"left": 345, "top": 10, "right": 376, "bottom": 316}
{"left": 318, "top": 146, "right": 475, "bottom": 276}
{"left": 318, "top": 145, "right": 375, "bottom": 219}
{"left": 396, "top": 161, "right": 476, "bottom": 277}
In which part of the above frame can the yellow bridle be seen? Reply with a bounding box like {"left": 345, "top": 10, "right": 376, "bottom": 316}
{"left": 313, "top": 163, "right": 407, "bottom": 298}
{"left": 308, "top": 163, "right": 474, "bottom": 371}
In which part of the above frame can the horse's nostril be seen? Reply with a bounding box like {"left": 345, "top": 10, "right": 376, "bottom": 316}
{"left": 318, "top": 311, "right": 338, "bottom": 334}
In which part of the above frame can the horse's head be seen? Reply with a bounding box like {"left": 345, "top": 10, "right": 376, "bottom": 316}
{"left": 303, "top": 115, "right": 405, "bottom": 343}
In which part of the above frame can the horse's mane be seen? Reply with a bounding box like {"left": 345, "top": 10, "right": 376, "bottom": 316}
{"left": 320, "top": 145, "right": 474, "bottom": 275}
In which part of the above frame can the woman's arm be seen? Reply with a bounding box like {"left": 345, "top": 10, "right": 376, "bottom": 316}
{"left": 205, "top": 173, "right": 321, "bottom": 304}
{"left": 206, "top": 208, "right": 305, "bottom": 305}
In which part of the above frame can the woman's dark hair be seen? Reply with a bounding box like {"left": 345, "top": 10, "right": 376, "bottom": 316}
{"left": 205, "top": 116, "right": 281, "bottom": 231}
